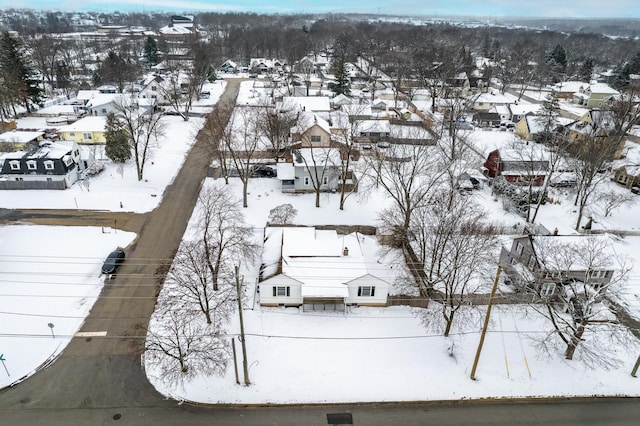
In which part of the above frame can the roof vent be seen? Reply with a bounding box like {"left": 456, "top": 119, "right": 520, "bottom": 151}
{"left": 343, "top": 247, "right": 349, "bottom": 256}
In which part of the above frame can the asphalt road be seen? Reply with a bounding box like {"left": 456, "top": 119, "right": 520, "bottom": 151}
{"left": 2, "top": 79, "right": 640, "bottom": 424}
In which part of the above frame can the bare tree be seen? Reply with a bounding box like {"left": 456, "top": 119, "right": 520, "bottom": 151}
{"left": 256, "top": 102, "right": 296, "bottom": 164}
{"left": 414, "top": 191, "right": 498, "bottom": 336}
{"left": 528, "top": 236, "right": 632, "bottom": 366}
{"left": 114, "top": 98, "right": 165, "bottom": 181}
{"left": 268, "top": 203, "right": 297, "bottom": 224}
{"left": 363, "top": 144, "right": 449, "bottom": 289}
{"left": 168, "top": 240, "right": 235, "bottom": 324}
{"left": 201, "top": 98, "right": 235, "bottom": 184}
{"left": 570, "top": 133, "right": 615, "bottom": 230}
{"left": 196, "top": 183, "right": 259, "bottom": 291}
{"left": 222, "top": 106, "right": 262, "bottom": 207}
{"left": 26, "top": 35, "right": 61, "bottom": 95}
{"left": 146, "top": 308, "right": 230, "bottom": 385}
{"left": 593, "top": 187, "right": 636, "bottom": 217}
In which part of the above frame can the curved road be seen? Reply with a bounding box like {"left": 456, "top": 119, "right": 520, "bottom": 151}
{"left": 2, "top": 79, "right": 640, "bottom": 424}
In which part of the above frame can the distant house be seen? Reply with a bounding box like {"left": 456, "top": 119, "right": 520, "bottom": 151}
{"left": 58, "top": 117, "right": 107, "bottom": 144}
{"left": 85, "top": 93, "right": 128, "bottom": 116}
{"left": 567, "top": 110, "right": 625, "bottom": 159}
{"left": 219, "top": 59, "right": 238, "bottom": 73}
{"left": 0, "top": 130, "right": 44, "bottom": 151}
{"left": 613, "top": 165, "right": 640, "bottom": 189}
{"left": 551, "top": 81, "right": 589, "bottom": 100}
{"left": 471, "top": 91, "right": 520, "bottom": 112}
{"left": 483, "top": 148, "right": 549, "bottom": 185}
{"left": 473, "top": 111, "right": 501, "bottom": 127}
{"left": 515, "top": 115, "right": 573, "bottom": 141}
{"left": 258, "top": 227, "right": 390, "bottom": 310}
{"left": 509, "top": 103, "right": 541, "bottom": 124}
{"left": 572, "top": 83, "right": 619, "bottom": 109}
{"left": 500, "top": 234, "right": 616, "bottom": 306}
{"left": 0, "top": 140, "right": 81, "bottom": 190}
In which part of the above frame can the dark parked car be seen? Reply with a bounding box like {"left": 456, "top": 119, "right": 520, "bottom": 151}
{"left": 250, "top": 165, "right": 276, "bottom": 177}
{"left": 101, "top": 249, "right": 125, "bottom": 275}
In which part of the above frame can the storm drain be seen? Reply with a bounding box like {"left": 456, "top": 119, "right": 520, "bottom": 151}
{"left": 327, "top": 412, "right": 353, "bottom": 425}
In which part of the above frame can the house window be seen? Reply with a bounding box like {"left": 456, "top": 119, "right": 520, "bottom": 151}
{"left": 527, "top": 255, "right": 535, "bottom": 269}
{"left": 26, "top": 160, "right": 37, "bottom": 170}
{"left": 69, "top": 132, "right": 75, "bottom": 137}
{"left": 304, "top": 176, "right": 310, "bottom": 186}
{"left": 589, "top": 270, "right": 606, "bottom": 279}
{"left": 273, "top": 286, "right": 290, "bottom": 297}
{"left": 357, "top": 286, "right": 376, "bottom": 297}
{"left": 44, "top": 161, "right": 54, "bottom": 170}
{"left": 516, "top": 242, "right": 524, "bottom": 256}
{"left": 9, "top": 160, "right": 20, "bottom": 170}
{"left": 322, "top": 175, "right": 328, "bottom": 185}
{"left": 310, "top": 135, "right": 321, "bottom": 143}
{"left": 540, "top": 282, "right": 555, "bottom": 297}
{"left": 46, "top": 178, "right": 52, "bottom": 182}
{"left": 83, "top": 133, "right": 92, "bottom": 140}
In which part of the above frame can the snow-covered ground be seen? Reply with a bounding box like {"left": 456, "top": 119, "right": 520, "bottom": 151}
{"left": 0, "top": 225, "right": 136, "bottom": 388}
{"left": 3, "top": 76, "right": 640, "bottom": 403}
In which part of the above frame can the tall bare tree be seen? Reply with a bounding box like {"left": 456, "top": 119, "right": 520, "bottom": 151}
{"left": 528, "top": 236, "right": 632, "bottom": 366}
{"left": 146, "top": 307, "right": 230, "bottom": 385}
{"left": 196, "top": 183, "right": 259, "bottom": 291}
{"left": 222, "top": 106, "right": 262, "bottom": 207}
{"left": 414, "top": 191, "right": 498, "bottom": 336}
{"left": 114, "top": 98, "right": 165, "bottom": 181}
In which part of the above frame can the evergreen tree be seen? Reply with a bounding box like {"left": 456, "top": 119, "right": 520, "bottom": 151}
{"left": 535, "top": 90, "right": 561, "bottom": 145}
{"left": 577, "top": 57, "right": 594, "bottom": 82}
{"left": 0, "top": 31, "right": 42, "bottom": 113}
{"left": 331, "top": 49, "right": 350, "bottom": 96}
{"left": 104, "top": 112, "right": 131, "bottom": 163}
{"left": 546, "top": 44, "right": 567, "bottom": 80}
{"left": 143, "top": 36, "right": 159, "bottom": 67}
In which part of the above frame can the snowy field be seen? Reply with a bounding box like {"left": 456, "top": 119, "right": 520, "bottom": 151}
{"left": 0, "top": 225, "right": 136, "bottom": 388}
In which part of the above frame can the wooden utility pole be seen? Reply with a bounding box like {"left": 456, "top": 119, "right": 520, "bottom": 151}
{"left": 231, "top": 338, "right": 240, "bottom": 384}
{"left": 632, "top": 354, "right": 640, "bottom": 378}
{"left": 470, "top": 264, "right": 502, "bottom": 381}
{"left": 235, "top": 265, "right": 250, "bottom": 385}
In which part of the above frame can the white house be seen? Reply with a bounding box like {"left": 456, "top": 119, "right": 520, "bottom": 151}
{"left": 258, "top": 227, "right": 390, "bottom": 310}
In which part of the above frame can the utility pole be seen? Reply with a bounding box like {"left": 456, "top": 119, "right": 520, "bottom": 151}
{"left": 470, "top": 264, "right": 502, "bottom": 381}
{"left": 231, "top": 338, "right": 240, "bottom": 384}
{"left": 632, "top": 353, "right": 640, "bottom": 378}
{"left": 235, "top": 265, "right": 250, "bottom": 385}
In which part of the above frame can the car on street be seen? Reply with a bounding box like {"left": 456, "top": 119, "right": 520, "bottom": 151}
{"left": 101, "top": 249, "right": 126, "bottom": 275}
{"left": 250, "top": 165, "right": 277, "bottom": 177}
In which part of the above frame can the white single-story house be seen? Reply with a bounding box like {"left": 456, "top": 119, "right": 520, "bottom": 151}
{"left": 258, "top": 227, "right": 390, "bottom": 310}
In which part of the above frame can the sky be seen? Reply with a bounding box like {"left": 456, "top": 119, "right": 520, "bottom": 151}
{"left": 7, "top": 0, "right": 640, "bottom": 19}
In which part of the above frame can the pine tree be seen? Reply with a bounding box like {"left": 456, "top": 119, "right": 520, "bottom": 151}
{"left": 331, "top": 52, "right": 350, "bottom": 96}
{"left": 578, "top": 57, "right": 594, "bottom": 82}
{"left": 143, "top": 36, "right": 159, "bottom": 67}
{"left": 104, "top": 112, "right": 131, "bottom": 163}
{"left": 535, "top": 90, "right": 561, "bottom": 144}
{"left": 0, "top": 31, "right": 42, "bottom": 113}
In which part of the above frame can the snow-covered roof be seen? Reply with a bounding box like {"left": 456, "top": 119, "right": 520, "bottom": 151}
{"left": 0, "top": 140, "right": 75, "bottom": 161}
{"left": 296, "top": 147, "right": 341, "bottom": 164}
{"left": 474, "top": 91, "right": 523, "bottom": 105}
{"left": 281, "top": 96, "right": 331, "bottom": 112}
{"left": 523, "top": 115, "right": 573, "bottom": 135}
{"left": 158, "top": 25, "right": 192, "bottom": 35}
{"left": 0, "top": 130, "right": 43, "bottom": 144}
{"left": 341, "top": 104, "right": 373, "bottom": 117}
{"left": 59, "top": 116, "right": 106, "bottom": 133}
{"left": 552, "top": 81, "right": 588, "bottom": 93}
{"left": 510, "top": 103, "right": 541, "bottom": 116}
{"left": 293, "top": 112, "right": 331, "bottom": 135}
{"left": 276, "top": 162, "right": 295, "bottom": 180}
{"left": 273, "top": 228, "right": 384, "bottom": 298}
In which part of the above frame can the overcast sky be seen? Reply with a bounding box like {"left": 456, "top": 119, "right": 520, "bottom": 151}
{"left": 9, "top": 0, "right": 640, "bottom": 19}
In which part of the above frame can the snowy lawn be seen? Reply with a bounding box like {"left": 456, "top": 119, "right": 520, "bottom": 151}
{"left": 145, "top": 177, "right": 640, "bottom": 404}
{"left": 148, "top": 303, "right": 640, "bottom": 404}
{"left": 0, "top": 225, "right": 136, "bottom": 388}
